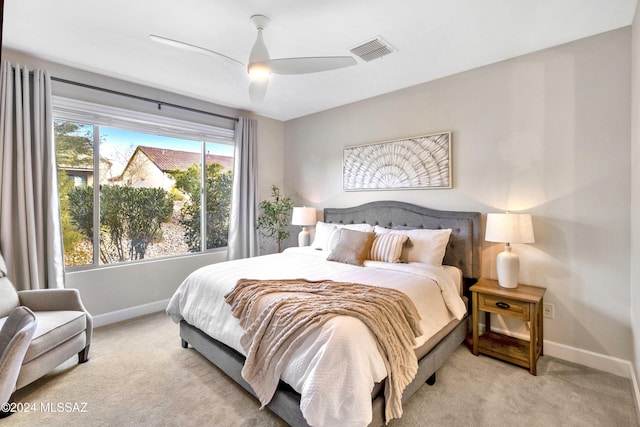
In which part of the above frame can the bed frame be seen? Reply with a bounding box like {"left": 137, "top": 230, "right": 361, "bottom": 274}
{"left": 179, "top": 201, "right": 481, "bottom": 426}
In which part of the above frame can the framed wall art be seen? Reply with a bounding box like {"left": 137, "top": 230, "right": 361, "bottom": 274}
{"left": 343, "top": 131, "right": 452, "bottom": 191}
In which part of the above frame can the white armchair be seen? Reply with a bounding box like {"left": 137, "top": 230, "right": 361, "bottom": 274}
{"left": 0, "top": 253, "right": 92, "bottom": 393}
{"left": 0, "top": 306, "right": 37, "bottom": 418}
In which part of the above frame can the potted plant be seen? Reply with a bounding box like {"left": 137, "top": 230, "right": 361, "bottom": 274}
{"left": 256, "top": 185, "right": 293, "bottom": 253}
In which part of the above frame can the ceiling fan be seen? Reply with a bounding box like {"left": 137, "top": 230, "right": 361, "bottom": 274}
{"left": 150, "top": 14, "right": 357, "bottom": 103}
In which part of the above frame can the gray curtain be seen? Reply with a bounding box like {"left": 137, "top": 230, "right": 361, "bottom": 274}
{"left": 0, "top": 61, "right": 64, "bottom": 289}
{"left": 227, "top": 116, "right": 258, "bottom": 260}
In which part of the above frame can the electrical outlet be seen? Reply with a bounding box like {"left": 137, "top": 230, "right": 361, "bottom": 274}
{"left": 543, "top": 303, "right": 554, "bottom": 319}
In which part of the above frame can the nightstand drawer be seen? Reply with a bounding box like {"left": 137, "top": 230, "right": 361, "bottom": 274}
{"left": 479, "top": 294, "right": 529, "bottom": 320}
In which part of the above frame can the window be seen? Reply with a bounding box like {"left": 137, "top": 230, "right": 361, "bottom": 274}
{"left": 54, "top": 98, "right": 235, "bottom": 269}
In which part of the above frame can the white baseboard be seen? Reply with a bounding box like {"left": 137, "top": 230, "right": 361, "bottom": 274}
{"left": 630, "top": 364, "right": 640, "bottom": 421}
{"left": 92, "top": 299, "right": 170, "bottom": 328}
{"left": 543, "top": 340, "right": 633, "bottom": 378}
{"left": 532, "top": 339, "right": 640, "bottom": 421}
{"left": 482, "top": 323, "right": 634, "bottom": 378}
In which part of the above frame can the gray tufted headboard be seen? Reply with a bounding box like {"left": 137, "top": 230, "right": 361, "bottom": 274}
{"left": 323, "top": 201, "right": 481, "bottom": 280}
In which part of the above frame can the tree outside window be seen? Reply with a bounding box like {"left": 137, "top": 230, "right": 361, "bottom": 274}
{"left": 55, "top": 120, "right": 234, "bottom": 268}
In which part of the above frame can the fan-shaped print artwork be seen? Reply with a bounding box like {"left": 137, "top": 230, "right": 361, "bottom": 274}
{"left": 343, "top": 132, "right": 451, "bottom": 190}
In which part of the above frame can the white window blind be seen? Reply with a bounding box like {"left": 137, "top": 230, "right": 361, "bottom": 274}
{"left": 53, "top": 96, "right": 235, "bottom": 144}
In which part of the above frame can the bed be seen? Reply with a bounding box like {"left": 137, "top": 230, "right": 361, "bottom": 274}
{"left": 167, "top": 201, "right": 481, "bottom": 426}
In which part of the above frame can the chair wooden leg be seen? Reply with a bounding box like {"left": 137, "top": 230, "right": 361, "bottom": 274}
{"left": 78, "top": 345, "right": 90, "bottom": 363}
{"left": 0, "top": 396, "right": 15, "bottom": 418}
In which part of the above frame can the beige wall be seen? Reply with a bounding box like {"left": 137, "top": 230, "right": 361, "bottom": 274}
{"left": 253, "top": 115, "right": 286, "bottom": 254}
{"left": 284, "top": 29, "right": 633, "bottom": 365}
{"left": 4, "top": 26, "right": 638, "bottom": 380}
{"left": 631, "top": 3, "right": 640, "bottom": 400}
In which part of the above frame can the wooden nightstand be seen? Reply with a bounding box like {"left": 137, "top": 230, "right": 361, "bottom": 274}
{"left": 469, "top": 278, "right": 546, "bottom": 375}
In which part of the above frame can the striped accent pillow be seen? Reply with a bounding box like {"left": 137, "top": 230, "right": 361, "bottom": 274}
{"left": 369, "top": 232, "right": 409, "bottom": 263}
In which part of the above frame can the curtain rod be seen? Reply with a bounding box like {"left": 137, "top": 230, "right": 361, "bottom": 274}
{"left": 51, "top": 76, "right": 239, "bottom": 122}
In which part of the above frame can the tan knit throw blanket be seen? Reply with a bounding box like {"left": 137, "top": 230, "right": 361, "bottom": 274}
{"left": 224, "top": 278, "right": 423, "bottom": 424}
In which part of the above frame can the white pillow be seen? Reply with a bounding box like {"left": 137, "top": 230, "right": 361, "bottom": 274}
{"left": 374, "top": 225, "right": 452, "bottom": 266}
{"left": 311, "top": 222, "right": 338, "bottom": 251}
{"left": 340, "top": 223, "right": 374, "bottom": 233}
{"left": 370, "top": 232, "right": 409, "bottom": 263}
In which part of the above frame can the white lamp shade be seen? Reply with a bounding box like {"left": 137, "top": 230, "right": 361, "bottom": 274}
{"left": 291, "top": 207, "right": 316, "bottom": 226}
{"left": 485, "top": 213, "right": 535, "bottom": 244}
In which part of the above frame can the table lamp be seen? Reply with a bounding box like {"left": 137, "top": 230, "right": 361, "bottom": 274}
{"left": 485, "top": 213, "right": 535, "bottom": 288}
{"left": 291, "top": 207, "right": 316, "bottom": 247}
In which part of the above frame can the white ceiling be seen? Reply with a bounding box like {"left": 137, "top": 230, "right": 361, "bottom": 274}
{"left": 4, "top": 0, "right": 638, "bottom": 121}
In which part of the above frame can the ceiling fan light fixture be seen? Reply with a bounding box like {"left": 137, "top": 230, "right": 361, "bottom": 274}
{"left": 151, "top": 13, "right": 358, "bottom": 104}
{"left": 248, "top": 25, "right": 271, "bottom": 79}
{"left": 248, "top": 62, "right": 271, "bottom": 79}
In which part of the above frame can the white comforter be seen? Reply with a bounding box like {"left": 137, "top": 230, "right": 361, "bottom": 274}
{"left": 166, "top": 247, "right": 466, "bottom": 427}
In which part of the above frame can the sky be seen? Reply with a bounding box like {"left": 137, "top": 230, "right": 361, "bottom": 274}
{"left": 98, "top": 126, "right": 234, "bottom": 175}
{"left": 100, "top": 127, "right": 234, "bottom": 154}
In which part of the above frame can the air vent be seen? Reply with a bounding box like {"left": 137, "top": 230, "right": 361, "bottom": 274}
{"left": 350, "top": 37, "right": 395, "bottom": 62}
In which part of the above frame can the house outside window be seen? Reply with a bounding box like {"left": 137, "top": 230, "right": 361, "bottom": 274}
{"left": 53, "top": 98, "right": 235, "bottom": 269}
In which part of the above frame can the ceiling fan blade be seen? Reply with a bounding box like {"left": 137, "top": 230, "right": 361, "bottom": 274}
{"left": 249, "top": 79, "right": 269, "bottom": 104}
{"left": 267, "top": 56, "right": 357, "bottom": 75}
{"left": 149, "top": 34, "right": 245, "bottom": 70}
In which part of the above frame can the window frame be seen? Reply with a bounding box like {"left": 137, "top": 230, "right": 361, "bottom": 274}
{"left": 53, "top": 97, "right": 236, "bottom": 271}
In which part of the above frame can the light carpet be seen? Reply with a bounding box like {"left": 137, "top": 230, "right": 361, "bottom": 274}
{"left": 7, "top": 311, "right": 639, "bottom": 426}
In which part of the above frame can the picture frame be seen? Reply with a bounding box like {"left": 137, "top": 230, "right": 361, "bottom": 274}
{"left": 343, "top": 131, "right": 452, "bottom": 191}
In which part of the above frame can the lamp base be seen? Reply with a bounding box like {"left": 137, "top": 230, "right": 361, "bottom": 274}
{"left": 298, "top": 227, "right": 310, "bottom": 247}
{"left": 496, "top": 245, "right": 519, "bottom": 288}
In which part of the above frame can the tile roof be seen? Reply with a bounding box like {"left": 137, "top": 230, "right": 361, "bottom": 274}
{"left": 137, "top": 145, "right": 233, "bottom": 172}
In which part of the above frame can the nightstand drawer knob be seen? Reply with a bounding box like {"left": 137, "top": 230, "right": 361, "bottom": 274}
{"left": 495, "top": 302, "right": 511, "bottom": 309}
